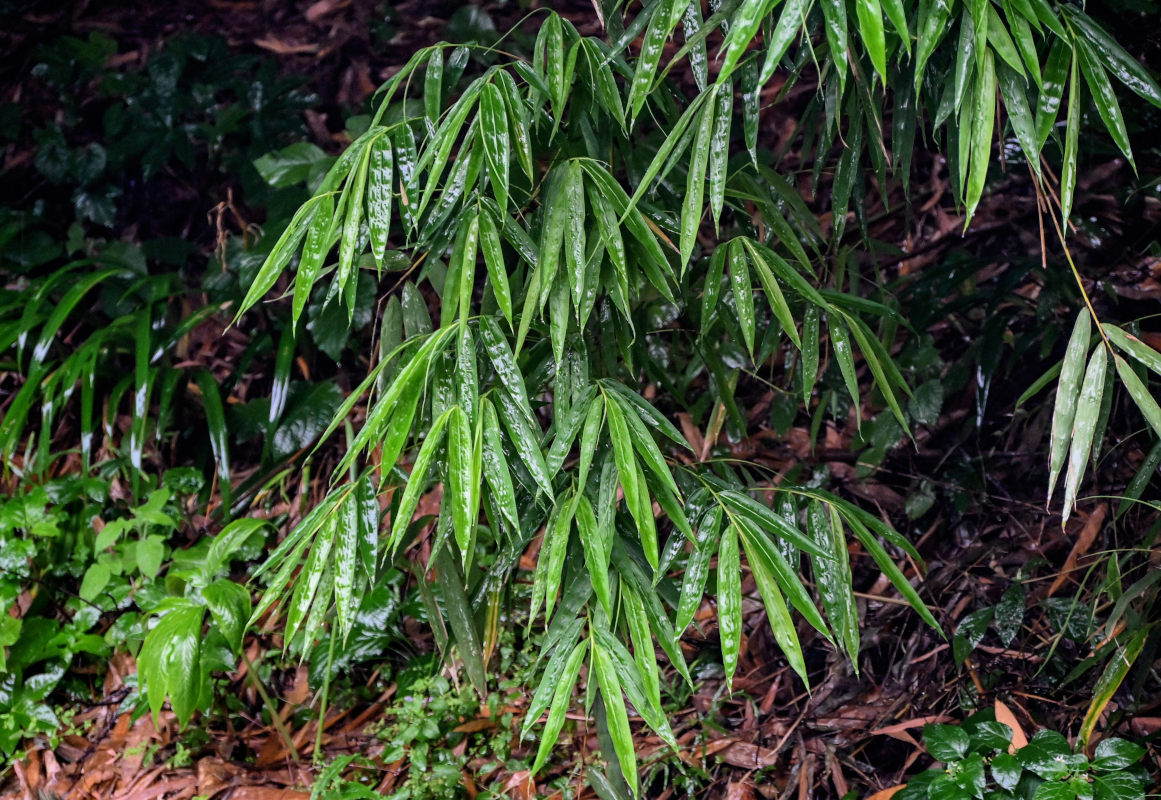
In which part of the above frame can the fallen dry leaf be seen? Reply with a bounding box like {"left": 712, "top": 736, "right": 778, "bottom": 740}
{"left": 865, "top": 785, "right": 907, "bottom": 800}
{"left": 1045, "top": 503, "right": 1107, "bottom": 598}
{"left": 994, "top": 700, "right": 1028, "bottom": 753}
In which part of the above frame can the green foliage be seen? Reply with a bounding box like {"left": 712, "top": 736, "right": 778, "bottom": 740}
{"left": 215, "top": 1, "right": 1161, "bottom": 790}
{"left": 899, "top": 715, "right": 1147, "bottom": 800}
{"left": 4, "top": 0, "right": 1160, "bottom": 791}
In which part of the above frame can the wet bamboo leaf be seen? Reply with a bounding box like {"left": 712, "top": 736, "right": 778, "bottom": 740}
{"left": 719, "top": 0, "right": 778, "bottom": 82}
{"left": 737, "top": 521, "right": 809, "bottom": 684}
{"left": 367, "top": 135, "right": 394, "bottom": 266}
{"left": 576, "top": 494, "right": 612, "bottom": 615}
{"left": 432, "top": 545, "right": 487, "bottom": 696}
{"left": 605, "top": 394, "right": 656, "bottom": 569}
{"left": 802, "top": 304, "right": 820, "bottom": 404}
{"left": 386, "top": 408, "right": 452, "bottom": 553}
{"left": 1080, "top": 629, "right": 1147, "bottom": 747}
{"left": 334, "top": 485, "right": 360, "bottom": 640}
{"left": 718, "top": 523, "right": 742, "bottom": 687}
{"left": 338, "top": 145, "right": 371, "bottom": 313}
{"left": 728, "top": 239, "right": 756, "bottom": 358}
{"left": 1061, "top": 52, "right": 1080, "bottom": 227}
{"left": 543, "top": 494, "right": 575, "bottom": 621}
{"left": 1113, "top": 354, "right": 1161, "bottom": 442}
{"left": 855, "top": 0, "right": 887, "bottom": 81}
{"left": 680, "top": 89, "right": 715, "bottom": 268}
{"left": 480, "top": 81, "right": 511, "bottom": 211}
{"left": 593, "top": 642, "right": 638, "bottom": 795}
{"left": 1064, "top": 8, "right": 1161, "bottom": 108}
{"left": 1049, "top": 311, "right": 1091, "bottom": 502}
{"left": 708, "top": 81, "right": 732, "bottom": 231}
{"left": 965, "top": 49, "right": 995, "bottom": 225}
{"left": 481, "top": 398, "right": 521, "bottom": 535}
{"left": 759, "top": 0, "right": 811, "bottom": 83}
{"left": 294, "top": 194, "right": 334, "bottom": 327}
{"left": 1076, "top": 38, "right": 1135, "bottom": 168}
{"left": 531, "top": 638, "right": 588, "bottom": 773}
{"left": 1106, "top": 325, "right": 1161, "bottom": 376}
{"left": 522, "top": 616, "right": 584, "bottom": 738}
{"left": 808, "top": 502, "right": 859, "bottom": 661}
{"left": 1062, "top": 345, "right": 1106, "bottom": 523}
{"left": 479, "top": 210, "right": 512, "bottom": 327}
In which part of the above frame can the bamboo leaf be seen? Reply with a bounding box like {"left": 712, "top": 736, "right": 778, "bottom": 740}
{"left": 1076, "top": 38, "right": 1135, "bottom": 169}
{"left": 480, "top": 398, "right": 521, "bottom": 536}
{"left": 1113, "top": 354, "right": 1161, "bottom": 441}
{"left": 718, "top": 523, "right": 742, "bottom": 688}
{"left": 576, "top": 494, "right": 612, "bottom": 615}
{"left": 367, "top": 135, "right": 394, "bottom": 267}
{"left": 387, "top": 408, "right": 452, "bottom": 554}
{"left": 1061, "top": 51, "right": 1080, "bottom": 227}
{"left": 480, "top": 81, "right": 511, "bottom": 211}
{"left": 592, "top": 642, "right": 638, "bottom": 796}
{"left": 681, "top": 88, "right": 715, "bottom": 268}
{"left": 965, "top": 49, "right": 996, "bottom": 225}
{"left": 432, "top": 545, "right": 488, "bottom": 696}
{"left": 808, "top": 502, "right": 859, "bottom": 661}
{"left": 719, "top": 0, "right": 778, "bottom": 82}
{"left": 1062, "top": 346, "right": 1106, "bottom": 524}
{"left": 1049, "top": 311, "right": 1091, "bottom": 502}
{"left": 728, "top": 238, "right": 757, "bottom": 358}
{"left": 531, "top": 638, "right": 588, "bottom": 773}
{"left": 1106, "top": 325, "right": 1161, "bottom": 376}
{"left": 479, "top": 209, "right": 513, "bottom": 327}
{"left": 294, "top": 194, "right": 334, "bottom": 327}
{"left": 736, "top": 522, "right": 809, "bottom": 684}
{"left": 1080, "top": 629, "right": 1148, "bottom": 747}
{"left": 855, "top": 0, "right": 888, "bottom": 81}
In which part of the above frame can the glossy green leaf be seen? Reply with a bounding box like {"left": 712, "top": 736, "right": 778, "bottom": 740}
{"left": 855, "top": 0, "right": 887, "bottom": 81}
{"left": 480, "top": 398, "right": 521, "bottom": 536}
{"left": 1076, "top": 38, "right": 1135, "bottom": 168}
{"left": 447, "top": 406, "right": 476, "bottom": 563}
{"left": 139, "top": 603, "right": 205, "bottom": 727}
{"left": 808, "top": 501, "right": 859, "bottom": 661}
{"left": 576, "top": 494, "right": 612, "bottom": 615}
{"left": 718, "top": 522, "right": 742, "bottom": 688}
{"left": 1062, "top": 346, "right": 1106, "bottom": 523}
{"left": 802, "top": 304, "right": 820, "bottom": 404}
{"left": 681, "top": 89, "right": 715, "bottom": 268}
{"left": 719, "top": 0, "right": 778, "bottom": 82}
{"left": 432, "top": 545, "right": 487, "bottom": 696}
{"left": 386, "top": 408, "right": 452, "bottom": 553}
{"left": 338, "top": 145, "right": 371, "bottom": 313}
{"left": 1049, "top": 310, "right": 1091, "bottom": 502}
{"left": 840, "top": 507, "right": 941, "bottom": 632}
{"left": 367, "top": 135, "right": 394, "bottom": 267}
{"left": 592, "top": 641, "right": 638, "bottom": 795}
{"left": 479, "top": 209, "right": 513, "bottom": 327}
{"left": 1113, "top": 354, "right": 1161, "bottom": 442}
{"left": 965, "top": 49, "right": 996, "bottom": 224}
{"left": 728, "top": 239, "right": 756, "bottom": 358}
{"left": 203, "top": 579, "right": 252, "bottom": 655}
{"left": 334, "top": 484, "right": 360, "bottom": 639}
{"left": 1106, "top": 325, "right": 1161, "bottom": 376}
{"left": 1061, "top": 51, "right": 1080, "bottom": 227}
{"left": 737, "top": 521, "right": 809, "bottom": 684}
{"left": 1080, "top": 628, "right": 1147, "bottom": 746}
{"left": 1064, "top": 8, "right": 1161, "bottom": 108}
{"left": 605, "top": 394, "right": 657, "bottom": 570}
{"left": 531, "top": 638, "right": 587, "bottom": 773}
{"left": 480, "top": 82, "right": 511, "bottom": 211}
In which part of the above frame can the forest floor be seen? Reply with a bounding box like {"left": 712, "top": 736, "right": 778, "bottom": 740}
{"left": 2, "top": 1, "right": 1160, "bottom": 799}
